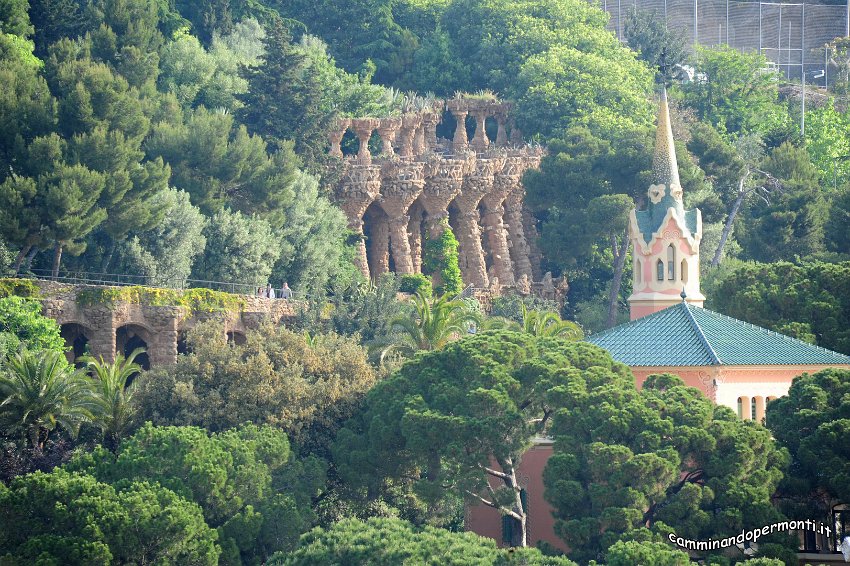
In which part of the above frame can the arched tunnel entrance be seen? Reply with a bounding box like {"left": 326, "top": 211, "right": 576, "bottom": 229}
{"left": 60, "top": 323, "right": 91, "bottom": 367}
{"left": 115, "top": 324, "right": 151, "bottom": 372}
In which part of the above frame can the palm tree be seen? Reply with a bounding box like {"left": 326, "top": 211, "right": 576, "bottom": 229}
{"left": 0, "top": 349, "right": 96, "bottom": 449}
{"left": 378, "top": 291, "right": 481, "bottom": 362}
{"left": 83, "top": 348, "right": 144, "bottom": 452}
{"left": 519, "top": 304, "right": 584, "bottom": 340}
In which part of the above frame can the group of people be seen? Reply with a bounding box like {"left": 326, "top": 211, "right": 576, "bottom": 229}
{"left": 256, "top": 282, "right": 292, "bottom": 299}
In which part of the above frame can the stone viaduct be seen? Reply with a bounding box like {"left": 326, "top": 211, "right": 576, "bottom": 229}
{"left": 36, "top": 281, "right": 297, "bottom": 370}
{"left": 331, "top": 95, "right": 548, "bottom": 290}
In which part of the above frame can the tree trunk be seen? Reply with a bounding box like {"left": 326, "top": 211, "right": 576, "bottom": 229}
{"left": 23, "top": 246, "right": 38, "bottom": 272}
{"left": 12, "top": 244, "right": 31, "bottom": 275}
{"left": 606, "top": 228, "right": 629, "bottom": 329}
{"left": 506, "top": 458, "right": 528, "bottom": 547}
{"left": 711, "top": 178, "right": 747, "bottom": 267}
{"left": 52, "top": 242, "right": 63, "bottom": 278}
{"left": 101, "top": 238, "right": 117, "bottom": 273}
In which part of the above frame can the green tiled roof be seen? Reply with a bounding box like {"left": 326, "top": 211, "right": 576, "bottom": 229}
{"left": 635, "top": 207, "right": 699, "bottom": 245}
{"left": 587, "top": 301, "right": 850, "bottom": 367}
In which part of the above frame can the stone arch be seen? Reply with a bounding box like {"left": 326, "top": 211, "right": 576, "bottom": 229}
{"left": 115, "top": 323, "right": 152, "bottom": 371}
{"left": 60, "top": 322, "right": 92, "bottom": 366}
{"left": 340, "top": 128, "right": 358, "bottom": 156}
{"left": 363, "top": 201, "right": 392, "bottom": 278}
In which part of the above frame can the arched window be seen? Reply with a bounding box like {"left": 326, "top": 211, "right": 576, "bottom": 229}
{"left": 667, "top": 245, "right": 675, "bottom": 280}
{"left": 681, "top": 259, "right": 688, "bottom": 283}
{"left": 656, "top": 259, "right": 664, "bottom": 281}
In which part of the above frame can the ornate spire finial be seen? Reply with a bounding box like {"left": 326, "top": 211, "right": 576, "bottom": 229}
{"left": 652, "top": 87, "right": 681, "bottom": 193}
{"left": 681, "top": 287, "right": 687, "bottom": 301}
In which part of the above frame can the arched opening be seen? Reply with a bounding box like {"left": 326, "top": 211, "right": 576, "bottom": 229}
{"left": 681, "top": 258, "right": 688, "bottom": 283}
{"left": 436, "top": 110, "right": 455, "bottom": 142}
{"left": 634, "top": 259, "right": 642, "bottom": 284}
{"left": 363, "top": 201, "right": 391, "bottom": 279}
{"left": 656, "top": 259, "right": 664, "bottom": 281}
{"left": 737, "top": 395, "right": 751, "bottom": 420}
{"left": 226, "top": 331, "right": 247, "bottom": 346}
{"left": 60, "top": 323, "right": 91, "bottom": 367}
{"left": 484, "top": 115, "right": 498, "bottom": 143}
{"left": 667, "top": 244, "right": 675, "bottom": 280}
{"left": 340, "top": 129, "right": 359, "bottom": 156}
{"left": 115, "top": 324, "right": 151, "bottom": 374}
{"left": 177, "top": 329, "right": 190, "bottom": 355}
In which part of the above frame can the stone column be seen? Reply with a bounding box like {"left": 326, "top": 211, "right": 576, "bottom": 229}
{"left": 408, "top": 210, "right": 424, "bottom": 273}
{"left": 337, "top": 163, "right": 383, "bottom": 279}
{"left": 397, "top": 114, "right": 421, "bottom": 159}
{"left": 504, "top": 186, "right": 533, "bottom": 280}
{"left": 421, "top": 156, "right": 466, "bottom": 238}
{"left": 328, "top": 118, "right": 350, "bottom": 158}
{"left": 495, "top": 113, "right": 508, "bottom": 147}
{"left": 351, "top": 118, "right": 378, "bottom": 165}
{"left": 89, "top": 324, "right": 117, "bottom": 364}
{"left": 469, "top": 109, "right": 489, "bottom": 152}
{"left": 480, "top": 165, "right": 519, "bottom": 286}
{"left": 146, "top": 307, "right": 180, "bottom": 367}
{"left": 446, "top": 99, "right": 469, "bottom": 151}
{"left": 413, "top": 121, "right": 426, "bottom": 156}
{"left": 379, "top": 160, "right": 425, "bottom": 274}
{"left": 376, "top": 117, "right": 401, "bottom": 157}
{"left": 422, "top": 111, "right": 441, "bottom": 152}
{"left": 452, "top": 155, "right": 503, "bottom": 288}
{"left": 368, "top": 218, "right": 390, "bottom": 277}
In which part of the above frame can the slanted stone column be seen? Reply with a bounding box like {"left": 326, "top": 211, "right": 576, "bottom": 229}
{"left": 351, "top": 118, "right": 378, "bottom": 165}
{"left": 380, "top": 160, "right": 425, "bottom": 274}
{"left": 368, "top": 218, "right": 390, "bottom": 277}
{"left": 469, "top": 109, "right": 490, "bottom": 152}
{"left": 413, "top": 121, "right": 426, "bottom": 155}
{"left": 446, "top": 99, "right": 469, "bottom": 151}
{"left": 453, "top": 155, "right": 503, "bottom": 288}
{"left": 328, "top": 118, "right": 350, "bottom": 158}
{"left": 376, "top": 117, "right": 401, "bottom": 157}
{"left": 408, "top": 209, "right": 425, "bottom": 273}
{"left": 480, "top": 158, "right": 521, "bottom": 286}
{"left": 504, "top": 186, "right": 533, "bottom": 280}
{"left": 337, "top": 163, "right": 383, "bottom": 279}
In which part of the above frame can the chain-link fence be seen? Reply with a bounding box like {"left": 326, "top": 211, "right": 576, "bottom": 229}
{"left": 600, "top": 0, "right": 847, "bottom": 85}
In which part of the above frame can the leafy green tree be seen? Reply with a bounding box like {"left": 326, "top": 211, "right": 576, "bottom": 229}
{"left": 133, "top": 322, "right": 378, "bottom": 457}
{"left": 803, "top": 102, "right": 850, "bottom": 188}
{"left": 825, "top": 184, "right": 850, "bottom": 256}
{"left": 200, "top": 18, "right": 266, "bottom": 111}
{"left": 145, "top": 106, "right": 300, "bottom": 217}
{"left": 0, "top": 296, "right": 65, "bottom": 358}
{"left": 82, "top": 348, "right": 143, "bottom": 452}
{"left": 112, "top": 187, "right": 207, "bottom": 286}
{"left": 269, "top": 517, "right": 577, "bottom": 565}
{"left": 0, "top": 349, "right": 95, "bottom": 448}
{"left": 327, "top": 273, "right": 412, "bottom": 344}
{"left": 0, "top": 468, "right": 220, "bottom": 564}
{"left": 0, "top": 0, "right": 32, "bottom": 37}
{"left": 238, "top": 20, "right": 333, "bottom": 170}
{"left": 523, "top": 126, "right": 652, "bottom": 328}
{"left": 377, "top": 290, "right": 480, "bottom": 361}
{"left": 766, "top": 368, "right": 850, "bottom": 523}
{"left": 272, "top": 170, "right": 352, "bottom": 296}
{"left": 709, "top": 260, "right": 850, "bottom": 354}
{"left": 603, "top": 539, "right": 690, "bottom": 566}
{"left": 623, "top": 7, "right": 688, "bottom": 85}
{"left": 422, "top": 220, "right": 463, "bottom": 296}
{"left": 683, "top": 46, "right": 790, "bottom": 139}
{"left": 545, "top": 372, "right": 791, "bottom": 563}
{"left": 191, "top": 208, "right": 280, "bottom": 286}
{"left": 70, "top": 423, "right": 318, "bottom": 561}
{"left": 158, "top": 29, "right": 217, "bottom": 106}
{"left": 738, "top": 142, "right": 826, "bottom": 262}
{"left": 336, "top": 332, "right": 615, "bottom": 547}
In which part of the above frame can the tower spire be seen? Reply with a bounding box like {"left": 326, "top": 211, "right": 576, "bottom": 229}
{"left": 652, "top": 87, "right": 681, "bottom": 191}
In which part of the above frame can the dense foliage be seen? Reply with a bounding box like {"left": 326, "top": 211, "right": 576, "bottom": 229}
{"left": 709, "top": 261, "right": 850, "bottom": 354}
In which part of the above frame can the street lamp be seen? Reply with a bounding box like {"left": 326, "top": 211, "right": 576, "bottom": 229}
{"left": 802, "top": 69, "right": 826, "bottom": 137}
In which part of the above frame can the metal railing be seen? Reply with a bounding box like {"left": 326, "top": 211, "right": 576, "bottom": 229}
{"left": 21, "top": 269, "right": 301, "bottom": 299}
